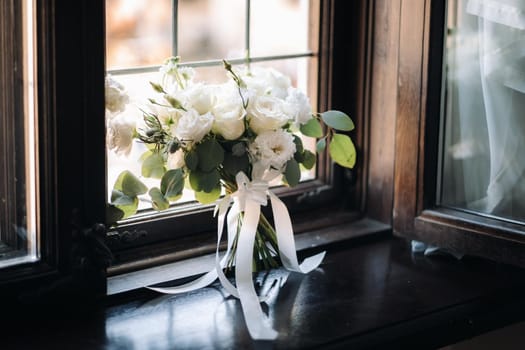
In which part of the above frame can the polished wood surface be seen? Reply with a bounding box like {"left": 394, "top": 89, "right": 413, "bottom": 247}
{"left": 3, "top": 236, "right": 525, "bottom": 349}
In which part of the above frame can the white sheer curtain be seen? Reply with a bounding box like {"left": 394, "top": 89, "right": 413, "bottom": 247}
{"left": 443, "top": 0, "right": 525, "bottom": 220}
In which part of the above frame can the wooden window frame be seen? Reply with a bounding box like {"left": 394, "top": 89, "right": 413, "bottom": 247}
{"left": 389, "top": 0, "right": 525, "bottom": 267}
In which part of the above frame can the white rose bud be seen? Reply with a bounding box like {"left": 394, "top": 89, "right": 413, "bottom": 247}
{"left": 175, "top": 109, "right": 214, "bottom": 145}
{"left": 107, "top": 115, "right": 135, "bottom": 156}
{"left": 248, "top": 95, "right": 290, "bottom": 134}
{"left": 212, "top": 88, "right": 245, "bottom": 140}
{"left": 242, "top": 67, "right": 291, "bottom": 99}
{"left": 183, "top": 83, "right": 217, "bottom": 115}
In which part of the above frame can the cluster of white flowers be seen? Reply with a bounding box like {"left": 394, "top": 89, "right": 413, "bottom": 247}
{"left": 105, "top": 75, "right": 134, "bottom": 156}
{"left": 144, "top": 61, "right": 313, "bottom": 178}
{"left": 107, "top": 56, "right": 356, "bottom": 229}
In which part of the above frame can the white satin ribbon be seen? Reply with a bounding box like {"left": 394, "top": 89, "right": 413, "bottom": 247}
{"left": 147, "top": 171, "right": 325, "bottom": 340}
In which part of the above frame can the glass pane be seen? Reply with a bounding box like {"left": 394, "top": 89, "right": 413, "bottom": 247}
{"left": 178, "top": 0, "right": 246, "bottom": 62}
{"left": 106, "top": 0, "right": 172, "bottom": 70}
{"left": 0, "top": 0, "right": 39, "bottom": 268}
{"left": 441, "top": 0, "right": 525, "bottom": 222}
{"left": 250, "top": 0, "right": 310, "bottom": 57}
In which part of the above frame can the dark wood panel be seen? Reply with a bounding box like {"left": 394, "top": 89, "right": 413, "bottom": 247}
{"left": 366, "top": 0, "right": 401, "bottom": 224}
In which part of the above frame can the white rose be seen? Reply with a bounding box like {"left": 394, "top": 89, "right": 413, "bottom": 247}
{"left": 175, "top": 109, "right": 214, "bottom": 145}
{"left": 105, "top": 75, "right": 129, "bottom": 116}
{"left": 248, "top": 95, "right": 291, "bottom": 134}
{"left": 167, "top": 149, "right": 185, "bottom": 169}
{"left": 107, "top": 115, "right": 135, "bottom": 156}
{"left": 284, "top": 87, "right": 313, "bottom": 126}
{"left": 212, "top": 87, "right": 245, "bottom": 140}
{"left": 241, "top": 67, "right": 291, "bottom": 99}
{"left": 183, "top": 83, "right": 217, "bottom": 115}
{"left": 249, "top": 129, "right": 296, "bottom": 173}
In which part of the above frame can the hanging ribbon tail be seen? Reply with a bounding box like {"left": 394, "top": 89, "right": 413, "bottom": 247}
{"left": 235, "top": 198, "right": 279, "bottom": 340}
{"left": 269, "top": 191, "right": 326, "bottom": 274}
{"left": 146, "top": 195, "right": 234, "bottom": 295}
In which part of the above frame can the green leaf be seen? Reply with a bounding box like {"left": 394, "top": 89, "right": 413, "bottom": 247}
{"left": 293, "top": 135, "right": 304, "bottom": 162}
{"left": 222, "top": 152, "right": 250, "bottom": 177}
{"left": 149, "top": 187, "right": 170, "bottom": 211}
{"left": 196, "top": 139, "right": 224, "bottom": 172}
{"left": 161, "top": 169, "right": 184, "bottom": 201}
{"left": 189, "top": 169, "right": 220, "bottom": 193}
{"left": 106, "top": 204, "right": 124, "bottom": 224}
{"left": 316, "top": 138, "right": 327, "bottom": 153}
{"left": 284, "top": 159, "right": 301, "bottom": 187}
{"left": 195, "top": 185, "right": 221, "bottom": 204}
{"left": 142, "top": 152, "right": 166, "bottom": 179}
{"left": 301, "top": 150, "right": 316, "bottom": 170}
{"left": 113, "top": 170, "right": 148, "bottom": 197}
{"left": 300, "top": 118, "right": 324, "bottom": 138}
{"left": 110, "top": 189, "right": 139, "bottom": 218}
{"left": 184, "top": 149, "right": 199, "bottom": 171}
{"left": 329, "top": 133, "right": 356, "bottom": 168}
{"left": 321, "top": 110, "right": 355, "bottom": 131}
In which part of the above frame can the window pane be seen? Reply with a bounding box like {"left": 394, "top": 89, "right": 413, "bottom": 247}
{"left": 0, "top": 0, "right": 39, "bottom": 268}
{"left": 441, "top": 0, "right": 525, "bottom": 223}
{"left": 178, "top": 0, "right": 246, "bottom": 62}
{"left": 250, "top": 0, "right": 310, "bottom": 57}
{"left": 106, "top": 0, "right": 172, "bottom": 70}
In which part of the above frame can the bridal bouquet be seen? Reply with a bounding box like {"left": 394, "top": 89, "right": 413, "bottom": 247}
{"left": 106, "top": 56, "right": 356, "bottom": 339}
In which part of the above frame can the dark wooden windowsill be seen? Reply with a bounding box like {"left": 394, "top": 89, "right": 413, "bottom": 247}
{"left": 4, "top": 232, "right": 525, "bottom": 349}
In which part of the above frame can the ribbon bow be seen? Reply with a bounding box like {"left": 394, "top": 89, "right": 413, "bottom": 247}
{"left": 148, "top": 171, "right": 325, "bottom": 340}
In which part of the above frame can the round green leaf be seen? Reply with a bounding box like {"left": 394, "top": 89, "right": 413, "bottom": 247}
{"left": 189, "top": 169, "right": 220, "bottom": 193}
{"left": 110, "top": 189, "right": 139, "bottom": 219}
{"left": 321, "top": 110, "right": 355, "bottom": 131}
{"left": 284, "top": 159, "right": 301, "bottom": 187}
{"left": 195, "top": 185, "right": 221, "bottom": 204}
{"left": 316, "top": 138, "right": 327, "bottom": 153}
{"left": 161, "top": 169, "right": 184, "bottom": 200}
{"left": 106, "top": 204, "right": 124, "bottom": 225}
{"left": 329, "top": 133, "right": 356, "bottom": 168}
{"left": 113, "top": 170, "right": 148, "bottom": 197}
{"left": 196, "top": 139, "right": 224, "bottom": 172}
{"left": 149, "top": 187, "right": 170, "bottom": 211}
{"left": 301, "top": 150, "right": 316, "bottom": 170}
{"left": 300, "top": 118, "right": 324, "bottom": 138}
{"left": 184, "top": 150, "right": 199, "bottom": 171}
{"left": 142, "top": 152, "right": 166, "bottom": 179}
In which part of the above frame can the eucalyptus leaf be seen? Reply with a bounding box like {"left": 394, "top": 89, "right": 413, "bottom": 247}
{"left": 293, "top": 135, "right": 304, "bottom": 162}
{"left": 329, "top": 133, "right": 356, "bottom": 168}
{"left": 142, "top": 152, "right": 166, "bottom": 179}
{"left": 284, "top": 159, "right": 301, "bottom": 187}
{"left": 316, "top": 138, "right": 327, "bottom": 153}
{"left": 149, "top": 187, "right": 170, "bottom": 211}
{"left": 161, "top": 169, "right": 184, "bottom": 200}
{"left": 110, "top": 189, "right": 139, "bottom": 218}
{"left": 300, "top": 118, "right": 324, "bottom": 138}
{"left": 195, "top": 185, "right": 221, "bottom": 204}
{"left": 196, "top": 139, "right": 224, "bottom": 172}
{"left": 189, "top": 169, "right": 220, "bottom": 193}
{"left": 113, "top": 170, "right": 148, "bottom": 197}
{"left": 184, "top": 150, "right": 199, "bottom": 171}
{"left": 321, "top": 110, "right": 355, "bottom": 131}
{"left": 301, "top": 150, "right": 316, "bottom": 170}
{"left": 106, "top": 204, "right": 124, "bottom": 225}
